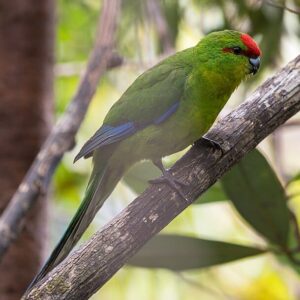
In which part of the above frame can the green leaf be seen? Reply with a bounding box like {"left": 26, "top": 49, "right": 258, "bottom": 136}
{"left": 128, "top": 234, "right": 265, "bottom": 270}
{"left": 193, "top": 182, "right": 227, "bottom": 204}
{"left": 221, "top": 149, "right": 290, "bottom": 247}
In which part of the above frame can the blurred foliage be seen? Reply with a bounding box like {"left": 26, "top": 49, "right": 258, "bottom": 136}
{"left": 53, "top": 0, "right": 300, "bottom": 299}
{"left": 57, "top": 0, "right": 99, "bottom": 62}
{"left": 129, "top": 234, "right": 265, "bottom": 270}
{"left": 55, "top": 75, "right": 80, "bottom": 115}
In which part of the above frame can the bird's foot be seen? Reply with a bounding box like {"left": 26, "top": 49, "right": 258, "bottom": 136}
{"left": 149, "top": 171, "right": 189, "bottom": 202}
{"left": 194, "top": 136, "right": 225, "bottom": 154}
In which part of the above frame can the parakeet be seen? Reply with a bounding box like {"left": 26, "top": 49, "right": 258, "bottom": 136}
{"left": 30, "top": 30, "right": 261, "bottom": 287}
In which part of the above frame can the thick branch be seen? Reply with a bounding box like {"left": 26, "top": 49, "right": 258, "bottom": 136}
{"left": 24, "top": 55, "right": 300, "bottom": 299}
{"left": 0, "top": 0, "right": 122, "bottom": 259}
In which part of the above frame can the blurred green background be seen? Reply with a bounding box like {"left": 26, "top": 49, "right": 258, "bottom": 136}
{"left": 52, "top": 0, "right": 300, "bottom": 299}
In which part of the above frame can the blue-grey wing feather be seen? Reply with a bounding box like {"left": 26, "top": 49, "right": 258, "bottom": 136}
{"left": 74, "top": 101, "right": 180, "bottom": 162}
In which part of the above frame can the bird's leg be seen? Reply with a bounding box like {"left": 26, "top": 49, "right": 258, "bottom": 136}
{"left": 194, "top": 136, "right": 225, "bottom": 154}
{"left": 149, "top": 158, "right": 189, "bottom": 201}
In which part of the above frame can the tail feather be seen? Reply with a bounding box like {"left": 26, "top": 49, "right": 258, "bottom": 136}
{"left": 28, "top": 156, "right": 124, "bottom": 290}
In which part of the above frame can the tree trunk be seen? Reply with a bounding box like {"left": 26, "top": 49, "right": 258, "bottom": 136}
{"left": 0, "top": 1, "right": 54, "bottom": 299}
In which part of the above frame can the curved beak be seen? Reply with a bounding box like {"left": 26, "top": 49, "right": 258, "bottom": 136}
{"left": 249, "top": 57, "right": 260, "bottom": 75}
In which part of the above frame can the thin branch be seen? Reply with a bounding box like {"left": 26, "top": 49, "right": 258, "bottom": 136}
{"left": 24, "top": 55, "right": 300, "bottom": 300}
{"left": 54, "top": 53, "right": 122, "bottom": 77}
{"left": 264, "top": 0, "right": 300, "bottom": 14}
{"left": 0, "top": 0, "right": 122, "bottom": 260}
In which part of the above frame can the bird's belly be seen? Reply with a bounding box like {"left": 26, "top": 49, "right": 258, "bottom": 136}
{"left": 113, "top": 105, "right": 208, "bottom": 162}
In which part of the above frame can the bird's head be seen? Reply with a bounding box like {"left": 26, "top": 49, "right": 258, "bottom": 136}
{"left": 196, "top": 30, "right": 261, "bottom": 84}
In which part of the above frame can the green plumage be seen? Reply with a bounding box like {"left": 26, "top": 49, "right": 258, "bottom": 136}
{"left": 30, "top": 30, "right": 260, "bottom": 287}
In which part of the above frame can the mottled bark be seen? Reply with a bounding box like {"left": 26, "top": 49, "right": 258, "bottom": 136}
{"left": 0, "top": 1, "right": 54, "bottom": 299}
{"left": 24, "top": 56, "right": 300, "bottom": 300}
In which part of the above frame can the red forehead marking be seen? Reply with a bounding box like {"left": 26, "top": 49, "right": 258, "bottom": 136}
{"left": 240, "top": 33, "right": 261, "bottom": 57}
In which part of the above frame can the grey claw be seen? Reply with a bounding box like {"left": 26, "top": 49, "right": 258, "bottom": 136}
{"left": 149, "top": 175, "right": 190, "bottom": 202}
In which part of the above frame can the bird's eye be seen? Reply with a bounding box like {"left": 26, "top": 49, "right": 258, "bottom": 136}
{"left": 232, "top": 47, "right": 242, "bottom": 55}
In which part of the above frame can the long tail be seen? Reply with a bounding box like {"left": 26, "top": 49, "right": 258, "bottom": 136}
{"left": 27, "top": 154, "right": 124, "bottom": 290}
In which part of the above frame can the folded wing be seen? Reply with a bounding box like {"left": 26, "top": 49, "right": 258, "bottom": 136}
{"left": 75, "top": 60, "right": 189, "bottom": 161}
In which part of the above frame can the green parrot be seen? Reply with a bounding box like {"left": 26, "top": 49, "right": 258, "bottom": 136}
{"left": 30, "top": 30, "right": 261, "bottom": 287}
